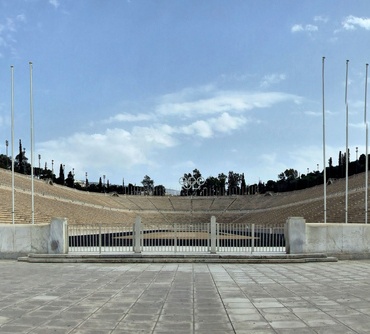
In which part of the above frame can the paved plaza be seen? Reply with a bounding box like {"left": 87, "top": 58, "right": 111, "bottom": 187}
{"left": 0, "top": 260, "right": 370, "bottom": 333}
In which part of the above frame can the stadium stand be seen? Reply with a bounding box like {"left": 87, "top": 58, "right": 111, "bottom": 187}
{"left": 0, "top": 168, "right": 369, "bottom": 226}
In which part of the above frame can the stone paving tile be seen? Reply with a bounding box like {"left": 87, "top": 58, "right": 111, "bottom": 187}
{"left": 0, "top": 324, "right": 31, "bottom": 334}
{"left": 43, "top": 317, "right": 83, "bottom": 329}
{"left": 76, "top": 330, "right": 118, "bottom": 334}
{"left": 313, "top": 327, "right": 358, "bottom": 334}
{"left": 274, "top": 329, "right": 317, "bottom": 334}
{"left": 270, "top": 320, "right": 308, "bottom": 329}
{"left": 114, "top": 319, "right": 156, "bottom": 332}
{"left": 2, "top": 260, "right": 370, "bottom": 333}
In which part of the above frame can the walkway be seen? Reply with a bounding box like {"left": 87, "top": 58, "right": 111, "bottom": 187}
{"left": 0, "top": 260, "right": 369, "bottom": 333}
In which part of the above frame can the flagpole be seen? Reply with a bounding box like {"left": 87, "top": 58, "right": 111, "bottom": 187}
{"left": 11, "top": 66, "right": 15, "bottom": 225}
{"left": 345, "top": 60, "right": 349, "bottom": 224}
{"left": 29, "top": 62, "right": 35, "bottom": 224}
{"left": 322, "top": 56, "right": 327, "bottom": 223}
{"left": 365, "top": 63, "right": 369, "bottom": 224}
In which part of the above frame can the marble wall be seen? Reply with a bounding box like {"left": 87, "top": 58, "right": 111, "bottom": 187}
{"left": 0, "top": 218, "right": 68, "bottom": 259}
{"left": 285, "top": 217, "right": 370, "bottom": 259}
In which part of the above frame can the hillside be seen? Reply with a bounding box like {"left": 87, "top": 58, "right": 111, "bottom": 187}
{"left": 0, "top": 168, "right": 368, "bottom": 226}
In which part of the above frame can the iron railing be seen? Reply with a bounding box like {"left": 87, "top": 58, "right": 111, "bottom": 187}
{"left": 68, "top": 217, "right": 285, "bottom": 254}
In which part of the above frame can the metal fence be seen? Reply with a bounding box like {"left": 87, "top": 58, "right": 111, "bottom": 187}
{"left": 68, "top": 217, "right": 285, "bottom": 254}
{"left": 68, "top": 224, "right": 134, "bottom": 253}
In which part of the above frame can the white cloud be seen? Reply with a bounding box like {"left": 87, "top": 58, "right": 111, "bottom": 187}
{"left": 103, "top": 113, "right": 154, "bottom": 123}
{"left": 305, "top": 24, "right": 318, "bottom": 32}
{"left": 132, "top": 124, "right": 177, "bottom": 147}
{"left": 39, "top": 108, "right": 250, "bottom": 180}
{"left": 0, "top": 14, "right": 26, "bottom": 56}
{"left": 342, "top": 15, "right": 370, "bottom": 30}
{"left": 36, "top": 82, "right": 303, "bottom": 184}
{"left": 260, "top": 73, "right": 286, "bottom": 88}
{"left": 291, "top": 24, "right": 318, "bottom": 33}
{"left": 36, "top": 122, "right": 180, "bottom": 177}
{"left": 314, "top": 15, "right": 329, "bottom": 23}
{"left": 212, "top": 112, "right": 247, "bottom": 133}
{"left": 49, "top": 0, "right": 60, "bottom": 8}
{"left": 303, "top": 110, "right": 336, "bottom": 117}
{"left": 16, "top": 14, "right": 26, "bottom": 22}
{"left": 182, "top": 120, "right": 213, "bottom": 138}
{"left": 304, "top": 111, "right": 321, "bottom": 117}
{"left": 157, "top": 86, "right": 301, "bottom": 118}
{"left": 5, "top": 18, "right": 16, "bottom": 32}
{"left": 291, "top": 24, "right": 303, "bottom": 33}
{"left": 350, "top": 122, "right": 367, "bottom": 129}
{"left": 178, "top": 112, "right": 247, "bottom": 139}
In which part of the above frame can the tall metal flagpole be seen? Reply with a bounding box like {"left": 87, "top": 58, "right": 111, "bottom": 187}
{"left": 29, "top": 62, "right": 35, "bottom": 224}
{"left": 345, "top": 60, "right": 349, "bottom": 224}
{"left": 11, "top": 66, "right": 15, "bottom": 225}
{"left": 322, "top": 57, "right": 327, "bottom": 223}
{"left": 365, "top": 63, "right": 369, "bottom": 224}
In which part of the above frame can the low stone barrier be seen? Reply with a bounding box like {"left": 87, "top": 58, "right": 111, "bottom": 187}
{"left": 0, "top": 217, "right": 68, "bottom": 259}
{"left": 285, "top": 217, "right": 370, "bottom": 259}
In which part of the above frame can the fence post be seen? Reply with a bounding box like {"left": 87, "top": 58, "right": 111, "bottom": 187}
{"left": 210, "top": 216, "right": 217, "bottom": 254}
{"left": 251, "top": 223, "right": 255, "bottom": 254}
{"left": 174, "top": 223, "right": 177, "bottom": 253}
{"left": 99, "top": 224, "right": 102, "bottom": 254}
{"left": 133, "top": 216, "right": 142, "bottom": 253}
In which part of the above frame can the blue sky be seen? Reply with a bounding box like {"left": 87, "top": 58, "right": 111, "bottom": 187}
{"left": 1, "top": 0, "right": 370, "bottom": 190}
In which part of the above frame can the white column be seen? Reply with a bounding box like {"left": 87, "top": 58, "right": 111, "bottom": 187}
{"left": 210, "top": 216, "right": 216, "bottom": 254}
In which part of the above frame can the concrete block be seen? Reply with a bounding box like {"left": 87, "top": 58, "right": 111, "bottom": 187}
{"left": 287, "top": 221, "right": 370, "bottom": 257}
{"left": 0, "top": 219, "right": 68, "bottom": 258}
{"left": 285, "top": 217, "right": 306, "bottom": 254}
{"left": 32, "top": 224, "right": 50, "bottom": 253}
{"left": 48, "top": 218, "right": 68, "bottom": 254}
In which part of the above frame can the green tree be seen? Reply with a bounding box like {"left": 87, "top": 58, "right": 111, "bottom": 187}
{"left": 141, "top": 175, "right": 154, "bottom": 195}
{"left": 17, "top": 139, "right": 24, "bottom": 173}
{"left": 0, "top": 154, "right": 11, "bottom": 169}
{"left": 227, "top": 171, "right": 241, "bottom": 195}
{"left": 15, "top": 139, "right": 30, "bottom": 174}
{"left": 98, "top": 177, "right": 103, "bottom": 192}
{"left": 180, "top": 169, "right": 206, "bottom": 196}
{"left": 202, "top": 176, "right": 218, "bottom": 196}
{"left": 218, "top": 173, "right": 227, "bottom": 195}
{"left": 266, "top": 180, "right": 276, "bottom": 192}
{"left": 56, "top": 164, "right": 65, "bottom": 185}
{"left": 65, "top": 171, "right": 74, "bottom": 188}
{"left": 278, "top": 168, "right": 298, "bottom": 181}
{"left": 153, "top": 185, "right": 166, "bottom": 196}
{"left": 240, "top": 173, "right": 246, "bottom": 195}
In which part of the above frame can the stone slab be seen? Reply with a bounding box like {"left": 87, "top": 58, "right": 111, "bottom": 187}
{"left": 0, "top": 260, "right": 370, "bottom": 333}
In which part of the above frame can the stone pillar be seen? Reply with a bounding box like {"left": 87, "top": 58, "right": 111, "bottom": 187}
{"left": 251, "top": 224, "right": 255, "bottom": 254}
{"left": 210, "top": 216, "right": 217, "bottom": 254}
{"left": 48, "top": 217, "right": 68, "bottom": 254}
{"left": 134, "top": 216, "right": 142, "bottom": 253}
{"left": 284, "top": 217, "right": 306, "bottom": 254}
